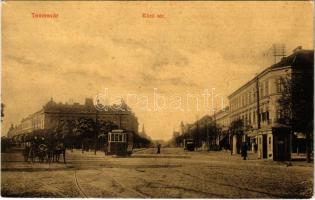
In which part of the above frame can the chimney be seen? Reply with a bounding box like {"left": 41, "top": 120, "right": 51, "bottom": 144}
{"left": 293, "top": 46, "right": 303, "bottom": 53}
{"left": 85, "top": 98, "right": 94, "bottom": 107}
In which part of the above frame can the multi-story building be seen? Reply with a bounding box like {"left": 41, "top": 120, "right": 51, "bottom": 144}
{"left": 8, "top": 98, "right": 139, "bottom": 139}
{"left": 228, "top": 49, "right": 313, "bottom": 160}
{"left": 215, "top": 107, "right": 230, "bottom": 131}
{"left": 214, "top": 107, "right": 230, "bottom": 149}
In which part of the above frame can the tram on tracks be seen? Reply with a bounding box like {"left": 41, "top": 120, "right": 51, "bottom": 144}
{"left": 106, "top": 129, "right": 133, "bottom": 156}
{"left": 183, "top": 138, "right": 195, "bottom": 151}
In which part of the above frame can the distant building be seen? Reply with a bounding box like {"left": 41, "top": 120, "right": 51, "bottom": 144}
{"left": 214, "top": 107, "right": 230, "bottom": 149}
{"left": 139, "top": 124, "right": 150, "bottom": 140}
{"left": 8, "top": 98, "right": 139, "bottom": 138}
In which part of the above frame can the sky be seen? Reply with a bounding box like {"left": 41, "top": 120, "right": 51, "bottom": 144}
{"left": 1, "top": 1, "right": 313, "bottom": 140}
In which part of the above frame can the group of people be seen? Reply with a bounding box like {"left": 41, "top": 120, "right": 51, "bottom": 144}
{"left": 23, "top": 135, "right": 66, "bottom": 163}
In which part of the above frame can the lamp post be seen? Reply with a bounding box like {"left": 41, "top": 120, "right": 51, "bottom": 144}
{"left": 95, "top": 109, "right": 99, "bottom": 155}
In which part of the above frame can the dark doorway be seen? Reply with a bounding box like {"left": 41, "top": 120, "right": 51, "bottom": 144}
{"left": 262, "top": 134, "right": 267, "bottom": 159}
{"left": 273, "top": 128, "right": 291, "bottom": 161}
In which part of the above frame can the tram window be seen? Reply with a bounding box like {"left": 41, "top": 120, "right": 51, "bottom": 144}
{"left": 118, "top": 134, "right": 122, "bottom": 141}
{"left": 114, "top": 134, "right": 118, "bottom": 142}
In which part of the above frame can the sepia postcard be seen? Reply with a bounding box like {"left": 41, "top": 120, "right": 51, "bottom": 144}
{"left": 1, "top": 0, "right": 314, "bottom": 198}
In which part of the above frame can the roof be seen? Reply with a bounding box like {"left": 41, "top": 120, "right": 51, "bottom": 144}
{"left": 110, "top": 129, "right": 124, "bottom": 133}
{"left": 228, "top": 49, "right": 314, "bottom": 99}
{"left": 43, "top": 98, "right": 134, "bottom": 115}
{"left": 270, "top": 49, "right": 313, "bottom": 69}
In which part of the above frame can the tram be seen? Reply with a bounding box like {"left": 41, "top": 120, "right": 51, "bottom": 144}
{"left": 107, "top": 129, "right": 133, "bottom": 156}
{"left": 183, "top": 138, "right": 195, "bottom": 151}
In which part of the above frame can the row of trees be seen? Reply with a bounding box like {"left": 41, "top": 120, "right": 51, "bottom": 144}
{"left": 171, "top": 121, "right": 233, "bottom": 151}
{"left": 11, "top": 117, "right": 152, "bottom": 152}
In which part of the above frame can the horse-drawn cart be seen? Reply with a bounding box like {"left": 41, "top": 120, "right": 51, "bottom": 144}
{"left": 23, "top": 136, "right": 66, "bottom": 163}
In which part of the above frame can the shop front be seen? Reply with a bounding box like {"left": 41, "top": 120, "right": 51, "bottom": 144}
{"left": 253, "top": 127, "right": 291, "bottom": 161}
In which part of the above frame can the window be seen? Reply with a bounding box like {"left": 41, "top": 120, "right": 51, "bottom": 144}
{"left": 276, "top": 78, "right": 283, "bottom": 93}
{"left": 260, "top": 82, "right": 264, "bottom": 97}
{"left": 277, "top": 110, "right": 282, "bottom": 119}
{"left": 266, "top": 111, "right": 270, "bottom": 123}
{"left": 261, "top": 112, "right": 265, "bottom": 122}
{"left": 265, "top": 80, "right": 269, "bottom": 96}
{"left": 241, "top": 95, "right": 244, "bottom": 107}
{"left": 240, "top": 96, "right": 242, "bottom": 107}
{"left": 244, "top": 94, "right": 247, "bottom": 106}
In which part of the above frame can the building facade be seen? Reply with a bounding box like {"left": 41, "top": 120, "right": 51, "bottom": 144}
{"left": 8, "top": 98, "right": 139, "bottom": 139}
{"left": 215, "top": 107, "right": 230, "bottom": 149}
{"left": 228, "top": 49, "right": 313, "bottom": 160}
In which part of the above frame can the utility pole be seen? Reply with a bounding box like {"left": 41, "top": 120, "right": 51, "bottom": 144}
{"left": 94, "top": 109, "right": 99, "bottom": 155}
{"left": 196, "top": 115, "right": 199, "bottom": 149}
{"left": 206, "top": 119, "right": 209, "bottom": 151}
{"left": 256, "top": 75, "right": 261, "bottom": 129}
{"left": 213, "top": 110, "right": 217, "bottom": 147}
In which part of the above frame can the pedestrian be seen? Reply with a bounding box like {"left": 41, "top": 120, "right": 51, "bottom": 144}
{"left": 241, "top": 142, "right": 248, "bottom": 160}
{"left": 157, "top": 144, "right": 161, "bottom": 154}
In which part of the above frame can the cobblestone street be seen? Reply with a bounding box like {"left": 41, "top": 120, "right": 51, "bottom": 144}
{"left": 1, "top": 148, "right": 313, "bottom": 198}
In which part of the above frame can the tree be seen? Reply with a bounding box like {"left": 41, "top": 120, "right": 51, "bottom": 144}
{"left": 98, "top": 120, "right": 118, "bottom": 136}
{"left": 58, "top": 119, "right": 76, "bottom": 149}
{"left": 1, "top": 103, "right": 4, "bottom": 122}
{"left": 73, "top": 118, "right": 96, "bottom": 151}
{"left": 133, "top": 132, "right": 152, "bottom": 148}
{"left": 229, "top": 119, "right": 244, "bottom": 154}
{"left": 278, "top": 66, "right": 314, "bottom": 162}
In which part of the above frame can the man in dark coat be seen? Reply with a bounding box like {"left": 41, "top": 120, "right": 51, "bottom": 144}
{"left": 241, "top": 142, "right": 248, "bottom": 160}
{"left": 157, "top": 144, "right": 161, "bottom": 154}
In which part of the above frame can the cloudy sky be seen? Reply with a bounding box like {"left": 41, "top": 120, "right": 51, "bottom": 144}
{"left": 1, "top": 1, "right": 313, "bottom": 140}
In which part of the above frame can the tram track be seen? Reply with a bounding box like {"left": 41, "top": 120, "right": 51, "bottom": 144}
{"left": 74, "top": 170, "right": 88, "bottom": 198}
{"left": 72, "top": 168, "right": 149, "bottom": 198}
{"left": 97, "top": 168, "right": 149, "bottom": 198}
{"left": 169, "top": 167, "right": 283, "bottom": 198}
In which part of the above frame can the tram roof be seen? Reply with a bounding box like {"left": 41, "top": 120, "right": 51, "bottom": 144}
{"left": 109, "top": 129, "right": 125, "bottom": 133}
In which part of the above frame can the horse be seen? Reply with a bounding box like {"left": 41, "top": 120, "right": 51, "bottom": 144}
{"left": 53, "top": 142, "right": 66, "bottom": 163}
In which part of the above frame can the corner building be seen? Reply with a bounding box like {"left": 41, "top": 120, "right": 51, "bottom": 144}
{"left": 8, "top": 98, "right": 139, "bottom": 139}
{"left": 228, "top": 49, "right": 313, "bottom": 161}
